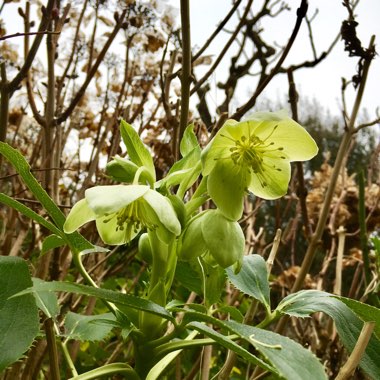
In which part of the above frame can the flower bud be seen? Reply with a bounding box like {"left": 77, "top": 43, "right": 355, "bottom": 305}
{"left": 179, "top": 209, "right": 245, "bottom": 269}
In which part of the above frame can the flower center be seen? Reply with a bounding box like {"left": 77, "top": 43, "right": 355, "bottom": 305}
{"left": 221, "top": 125, "right": 286, "bottom": 188}
{"left": 104, "top": 199, "right": 157, "bottom": 240}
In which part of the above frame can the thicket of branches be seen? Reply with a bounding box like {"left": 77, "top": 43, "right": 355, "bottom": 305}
{"left": 0, "top": 0, "right": 379, "bottom": 379}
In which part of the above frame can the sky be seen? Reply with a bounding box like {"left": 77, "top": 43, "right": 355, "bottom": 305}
{"left": 168, "top": 0, "right": 380, "bottom": 122}
{"left": 1, "top": 0, "right": 379, "bottom": 123}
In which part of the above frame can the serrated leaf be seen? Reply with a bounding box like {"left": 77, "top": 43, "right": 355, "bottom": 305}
{"left": 32, "top": 278, "right": 60, "bottom": 319}
{"left": 64, "top": 312, "right": 116, "bottom": 341}
{"left": 0, "top": 257, "right": 39, "bottom": 372}
{"left": 336, "top": 296, "right": 380, "bottom": 338}
{"left": 188, "top": 321, "right": 276, "bottom": 373}
{"left": 41, "top": 234, "right": 65, "bottom": 256}
{"left": 119, "top": 120, "right": 155, "bottom": 183}
{"left": 15, "top": 280, "right": 174, "bottom": 322}
{"left": 227, "top": 254, "right": 270, "bottom": 311}
{"left": 276, "top": 290, "right": 380, "bottom": 379}
{"left": 276, "top": 290, "right": 330, "bottom": 318}
{"left": 180, "top": 123, "right": 199, "bottom": 157}
{"left": 225, "top": 320, "right": 327, "bottom": 380}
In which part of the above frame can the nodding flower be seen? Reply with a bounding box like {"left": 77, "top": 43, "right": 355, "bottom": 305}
{"left": 64, "top": 185, "right": 181, "bottom": 245}
{"left": 201, "top": 110, "right": 318, "bottom": 221}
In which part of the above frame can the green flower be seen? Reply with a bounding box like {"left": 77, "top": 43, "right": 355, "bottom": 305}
{"left": 64, "top": 185, "right": 181, "bottom": 245}
{"left": 179, "top": 209, "right": 245, "bottom": 269}
{"left": 202, "top": 111, "right": 318, "bottom": 220}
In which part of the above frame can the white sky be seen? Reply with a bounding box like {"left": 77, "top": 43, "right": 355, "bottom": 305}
{"left": 1, "top": 0, "right": 379, "bottom": 122}
{"left": 171, "top": 0, "right": 380, "bottom": 121}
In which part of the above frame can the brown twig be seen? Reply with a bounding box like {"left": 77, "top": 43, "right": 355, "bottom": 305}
{"left": 0, "top": 30, "right": 60, "bottom": 42}
{"left": 287, "top": 69, "right": 313, "bottom": 238}
{"left": 231, "top": 0, "right": 309, "bottom": 120}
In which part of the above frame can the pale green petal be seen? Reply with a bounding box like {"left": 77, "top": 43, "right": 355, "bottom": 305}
{"left": 251, "top": 118, "right": 318, "bottom": 161}
{"left": 85, "top": 185, "right": 149, "bottom": 215}
{"left": 96, "top": 214, "right": 139, "bottom": 245}
{"left": 201, "top": 119, "right": 240, "bottom": 176}
{"left": 248, "top": 156, "right": 291, "bottom": 200}
{"left": 143, "top": 190, "right": 181, "bottom": 236}
{"left": 244, "top": 109, "right": 289, "bottom": 122}
{"left": 208, "top": 160, "right": 250, "bottom": 221}
{"left": 64, "top": 199, "right": 96, "bottom": 233}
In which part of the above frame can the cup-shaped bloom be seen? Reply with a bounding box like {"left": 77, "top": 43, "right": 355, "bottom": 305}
{"left": 64, "top": 185, "right": 181, "bottom": 245}
{"left": 202, "top": 111, "right": 318, "bottom": 220}
{"left": 179, "top": 209, "right": 245, "bottom": 269}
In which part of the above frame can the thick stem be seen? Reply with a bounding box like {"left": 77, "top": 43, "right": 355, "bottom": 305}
{"left": 335, "top": 322, "right": 375, "bottom": 380}
{"left": 0, "top": 63, "right": 9, "bottom": 143}
{"left": 44, "top": 318, "right": 60, "bottom": 380}
{"left": 178, "top": 0, "right": 191, "bottom": 160}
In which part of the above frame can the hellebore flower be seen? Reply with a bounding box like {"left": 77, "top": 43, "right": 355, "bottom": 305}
{"left": 64, "top": 185, "right": 181, "bottom": 245}
{"left": 202, "top": 111, "right": 318, "bottom": 220}
{"left": 179, "top": 209, "right": 245, "bottom": 269}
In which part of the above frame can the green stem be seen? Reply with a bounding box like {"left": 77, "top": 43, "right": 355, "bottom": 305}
{"left": 60, "top": 341, "right": 78, "bottom": 377}
{"left": 72, "top": 252, "right": 118, "bottom": 314}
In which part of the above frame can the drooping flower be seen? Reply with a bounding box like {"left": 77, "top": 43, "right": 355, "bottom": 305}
{"left": 179, "top": 209, "right": 245, "bottom": 269}
{"left": 64, "top": 185, "right": 181, "bottom": 245}
{"left": 201, "top": 111, "right": 318, "bottom": 220}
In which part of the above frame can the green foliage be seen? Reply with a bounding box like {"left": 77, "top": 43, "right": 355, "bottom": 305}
{"left": 276, "top": 290, "right": 380, "bottom": 379}
{"left": 16, "top": 280, "right": 174, "bottom": 322}
{"left": 0, "top": 257, "right": 39, "bottom": 372}
{"left": 227, "top": 254, "right": 271, "bottom": 312}
{"left": 1, "top": 117, "right": 379, "bottom": 380}
{"left": 64, "top": 312, "right": 116, "bottom": 342}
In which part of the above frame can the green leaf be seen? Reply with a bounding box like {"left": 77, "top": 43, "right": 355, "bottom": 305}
{"left": 227, "top": 255, "right": 271, "bottom": 311}
{"left": 67, "top": 363, "right": 139, "bottom": 380}
{"left": 215, "top": 305, "right": 244, "bottom": 323}
{"left": 0, "top": 142, "right": 65, "bottom": 229}
{"left": 180, "top": 123, "right": 199, "bottom": 157}
{"left": 0, "top": 257, "right": 39, "bottom": 372}
{"left": 32, "top": 278, "right": 60, "bottom": 319}
{"left": 64, "top": 312, "right": 116, "bottom": 341}
{"left": 41, "top": 234, "right": 65, "bottom": 256}
{"left": 276, "top": 289, "right": 330, "bottom": 318}
{"left": 0, "top": 142, "right": 93, "bottom": 254}
{"left": 159, "top": 148, "right": 201, "bottom": 197}
{"left": 0, "top": 193, "right": 63, "bottom": 237}
{"left": 336, "top": 296, "right": 380, "bottom": 338}
{"left": 276, "top": 290, "right": 380, "bottom": 379}
{"left": 225, "top": 320, "right": 327, "bottom": 380}
{"left": 16, "top": 280, "right": 174, "bottom": 322}
{"left": 188, "top": 321, "right": 276, "bottom": 373}
{"left": 120, "top": 120, "right": 156, "bottom": 182}
{"left": 174, "top": 261, "right": 203, "bottom": 295}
